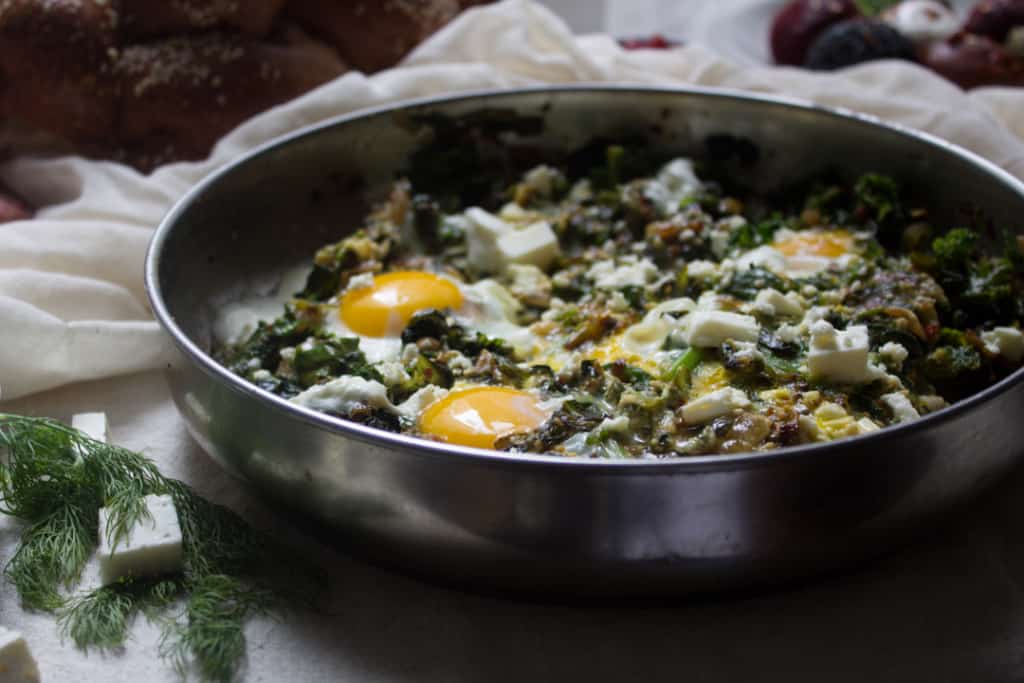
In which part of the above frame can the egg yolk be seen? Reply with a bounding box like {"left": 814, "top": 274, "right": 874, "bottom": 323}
{"left": 773, "top": 230, "right": 853, "bottom": 259}
{"left": 340, "top": 271, "right": 463, "bottom": 337}
{"left": 419, "top": 387, "right": 549, "bottom": 449}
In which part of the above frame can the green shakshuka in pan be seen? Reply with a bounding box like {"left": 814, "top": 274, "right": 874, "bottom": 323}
{"left": 217, "top": 146, "right": 1024, "bottom": 458}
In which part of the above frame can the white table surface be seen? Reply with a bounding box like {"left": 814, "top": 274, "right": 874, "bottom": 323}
{"left": 6, "top": 2, "right": 1024, "bottom": 681}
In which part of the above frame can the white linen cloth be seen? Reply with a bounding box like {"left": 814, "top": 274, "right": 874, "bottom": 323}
{"left": 3, "top": 1, "right": 1024, "bottom": 681}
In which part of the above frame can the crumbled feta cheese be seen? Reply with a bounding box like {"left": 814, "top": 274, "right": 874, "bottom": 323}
{"left": 586, "top": 256, "right": 658, "bottom": 289}
{"left": 878, "top": 341, "right": 910, "bottom": 370}
{"left": 776, "top": 323, "right": 801, "bottom": 343}
{"left": 400, "top": 343, "right": 420, "bottom": 364}
{"left": 290, "top": 376, "right": 393, "bottom": 413}
{"left": 496, "top": 220, "right": 560, "bottom": 271}
{"left": 919, "top": 394, "right": 947, "bottom": 413}
{"left": 727, "top": 340, "right": 764, "bottom": 363}
{"left": 681, "top": 311, "right": 760, "bottom": 347}
{"left": 608, "top": 290, "right": 631, "bottom": 312}
{"left": 0, "top": 627, "right": 39, "bottom": 683}
{"left": 709, "top": 227, "right": 732, "bottom": 258}
{"left": 644, "top": 158, "right": 703, "bottom": 214}
{"left": 681, "top": 387, "right": 751, "bottom": 424}
{"left": 754, "top": 288, "right": 804, "bottom": 318}
{"left": 695, "top": 291, "right": 729, "bottom": 311}
{"left": 395, "top": 385, "right": 449, "bottom": 421}
{"left": 506, "top": 264, "right": 551, "bottom": 305}
{"left": 520, "top": 164, "right": 563, "bottom": 199}
{"left": 982, "top": 327, "right": 1024, "bottom": 362}
{"left": 857, "top": 417, "right": 881, "bottom": 433}
{"left": 72, "top": 412, "right": 109, "bottom": 443}
{"left": 97, "top": 494, "right": 183, "bottom": 585}
{"left": 882, "top": 392, "right": 920, "bottom": 422}
{"left": 686, "top": 260, "right": 719, "bottom": 280}
{"left": 344, "top": 271, "right": 375, "bottom": 293}
{"left": 376, "top": 361, "right": 411, "bottom": 386}
{"left": 447, "top": 351, "right": 473, "bottom": 373}
{"left": 807, "top": 321, "right": 877, "bottom": 384}
{"left": 498, "top": 202, "right": 529, "bottom": 220}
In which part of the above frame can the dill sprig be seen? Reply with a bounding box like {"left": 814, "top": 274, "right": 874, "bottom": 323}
{"left": 0, "top": 413, "right": 325, "bottom": 682}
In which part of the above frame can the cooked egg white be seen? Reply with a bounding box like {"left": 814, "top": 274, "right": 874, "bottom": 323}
{"left": 736, "top": 228, "right": 858, "bottom": 277}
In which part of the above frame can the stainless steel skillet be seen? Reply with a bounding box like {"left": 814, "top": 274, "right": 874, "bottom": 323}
{"left": 146, "top": 86, "right": 1024, "bottom": 596}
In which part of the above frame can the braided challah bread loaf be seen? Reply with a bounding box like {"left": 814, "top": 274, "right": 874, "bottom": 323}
{"left": 0, "top": 0, "right": 487, "bottom": 171}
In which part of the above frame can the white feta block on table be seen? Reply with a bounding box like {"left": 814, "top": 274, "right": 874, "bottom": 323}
{"left": 882, "top": 392, "right": 920, "bottom": 423}
{"left": 681, "top": 311, "right": 760, "bottom": 347}
{"left": 807, "top": 321, "right": 876, "bottom": 384}
{"left": 0, "top": 627, "right": 40, "bottom": 683}
{"left": 681, "top": 387, "right": 751, "bottom": 424}
{"left": 982, "top": 327, "right": 1024, "bottom": 362}
{"left": 496, "top": 220, "right": 560, "bottom": 271}
{"left": 98, "top": 493, "right": 184, "bottom": 585}
{"left": 72, "top": 411, "right": 109, "bottom": 443}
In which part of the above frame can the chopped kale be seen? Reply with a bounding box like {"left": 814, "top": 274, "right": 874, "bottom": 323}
{"left": 293, "top": 336, "right": 382, "bottom": 388}
{"left": 721, "top": 267, "right": 789, "bottom": 300}
{"left": 728, "top": 216, "right": 784, "bottom": 251}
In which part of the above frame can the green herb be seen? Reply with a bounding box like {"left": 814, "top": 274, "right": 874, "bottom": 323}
{"left": 664, "top": 347, "right": 703, "bottom": 386}
{"left": 855, "top": 0, "right": 901, "bottom": 15}
{"left": 932, "top": 228, "right": 977, "bottom": 271}
{"left": 0, "top": 414, "right": 324, "bottom": 683}
{"left": 721, "top": 266, "right": 789, "bottom": 301}
{"left": 851, "top": 174, "right": 901, "bottom": 224}
{"left": 293, "top": 335, "right": 382, "bottom": 387}
{"left": 727, "top": 216, "right": 783, "bottom": 251}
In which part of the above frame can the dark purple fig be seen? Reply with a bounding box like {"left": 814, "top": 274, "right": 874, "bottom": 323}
{"left": 922, "top": 31, "right": 1024, "bottom": 88}
{"left": 963, "top": 0, "right": 1024, "bottom": 43}
{"left": 804, "top": 18, "right": 917, "bottom": 69}
{"left": 771, "top": 0, "right": 862, "bottom": 66}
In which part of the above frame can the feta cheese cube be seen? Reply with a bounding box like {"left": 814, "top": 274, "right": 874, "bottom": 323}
{"left": 881, "top": 392, "right": 920, "bottom": 422}
{"left": 464, "top": 207, "right": 512, "bottom": 273}
{"left": 97, "top": 494, "right": 183, "bottom": 585}
{"left": 682, "top": 311, "right": 760, "bottom": 347}
{"left": 982, "top": 327, "right": 1024, "bottom": 362}
{"left": 644, "top": 158, "right": 703, "bottom": 214}
{"left": 496, "top": 220, "right": 560, "bottom": 271}
{"left": 681, "top": 387, "right": 751, "bottom": 424}
{"left": 0, "top": 627, "right": 40, "bottom": 683}
{"left": 807, "top": 321, "right": 876, "bottom": 384}
{"left": 754, "top": 288, "right": 804, "bottom": 318}
{"left": 72, "top": 412, "right": 109, "bottom": 443}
